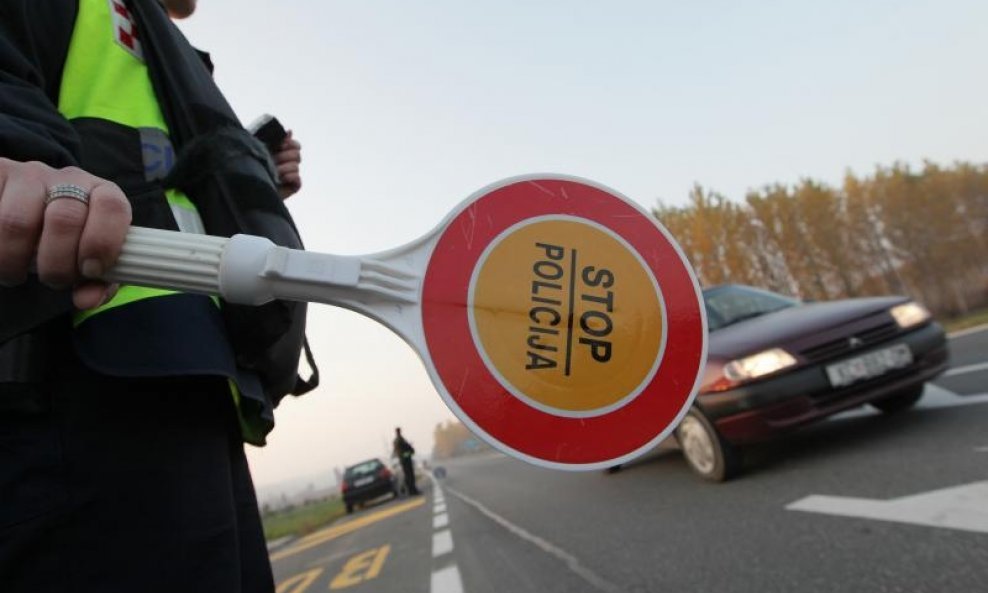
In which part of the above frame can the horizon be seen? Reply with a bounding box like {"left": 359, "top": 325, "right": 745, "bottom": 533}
{"left": 175, "top": 0, "right": 988, "bottom": 489}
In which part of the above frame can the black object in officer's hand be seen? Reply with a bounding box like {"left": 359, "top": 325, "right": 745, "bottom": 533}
{"left": 248, "top": 114, "right": 287, "bottom": 152}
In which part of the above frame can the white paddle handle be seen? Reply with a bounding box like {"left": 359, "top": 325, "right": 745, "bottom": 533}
{"left": 105, "top": 227, "right": 226, "bottom": 295}
{"left": 105, "top": 227, "right": 419, "bottom": 308}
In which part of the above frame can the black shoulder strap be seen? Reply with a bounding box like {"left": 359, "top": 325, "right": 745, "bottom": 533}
{"left": 293, "top": 338, "right": 320, "bottom": 396}
{"left": 126, "top": 0, "right": 319, "bottom": 401}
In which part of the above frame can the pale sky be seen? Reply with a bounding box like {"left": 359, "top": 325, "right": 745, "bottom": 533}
{"left": 176, "top": 0, "right": 988, "bottom": 493}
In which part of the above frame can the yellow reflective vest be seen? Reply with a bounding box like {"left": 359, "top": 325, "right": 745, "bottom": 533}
{"left": 57, "top": 0, "right": 272, "bottom": 444}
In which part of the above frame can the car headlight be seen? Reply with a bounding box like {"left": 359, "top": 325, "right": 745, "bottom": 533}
{"left": 723, "top": 348, "right": 797, "bottom": 382}
{"left": 890, "top": 302, "right": 930, "bottom": 329}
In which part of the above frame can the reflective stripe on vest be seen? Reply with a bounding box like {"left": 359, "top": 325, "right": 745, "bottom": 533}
{"left": 55, "top": 2, "right": 272, "bottom": 443}
{"left": 60, "top": 0, "right": 207, "bottom": 324}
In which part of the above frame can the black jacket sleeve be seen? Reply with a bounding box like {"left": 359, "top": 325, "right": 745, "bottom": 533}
{"left": 0, "top": 0, "right": 80, "bottom": 164}
{"left": 0, "top": 0, "right": 80, "bottom": 343}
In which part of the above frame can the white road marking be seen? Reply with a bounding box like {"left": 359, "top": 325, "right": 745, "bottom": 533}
{"left": 834, "top": 384, "right": 988, "bottom": 421}
{"left": 917, "top": 385, "right": 988, "bottom": 409}
{"left": 431, "top": 565, "right": 464, "bottom": 593}
{"left": 942, "top": 361, "right": 988, "bottom": 377}
{"left": 445, "top": 487, "right": 623, "bottom": 593}
{"left": 788, "top": 481, "right": 988, "bottom": 534}
{"left": 432, "top": 529, "right": 454, "bottom": 557}
{"left": 429, "top": 486, "right": 463, "bottom": 593}
{"left": 916, "top": 383, "right": 988, "bottom": 409}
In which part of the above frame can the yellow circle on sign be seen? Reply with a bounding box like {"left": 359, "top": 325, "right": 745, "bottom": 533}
{"left": 469, "top": 218, "right": 665, "bottom": 415}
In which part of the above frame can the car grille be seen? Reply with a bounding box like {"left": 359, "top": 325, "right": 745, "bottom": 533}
{"left": 799, "top": 321, "right": 901, "bottom": 363}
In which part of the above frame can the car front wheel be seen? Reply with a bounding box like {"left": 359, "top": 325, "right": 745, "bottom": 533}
{"left": 676, "top": 408, "right": 743, "bottom": 482}
{"left": 871, "top": 384, "right": 924, "bottom": 414}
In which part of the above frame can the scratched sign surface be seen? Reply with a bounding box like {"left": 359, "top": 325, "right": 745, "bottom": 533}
{"left": 420, "top": 177, "right": 707, "bottom": 470}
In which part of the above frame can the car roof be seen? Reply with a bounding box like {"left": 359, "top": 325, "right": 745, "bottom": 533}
{"left": 345, "top": 458, "right": 384, "bottom": 470}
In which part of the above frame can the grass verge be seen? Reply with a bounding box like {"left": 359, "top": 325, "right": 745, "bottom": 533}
{"left": 942, "top": 308, "right": 988, "bottom": 334}
{"left": 262, "top": 496, "right": 346, "bottom": 541}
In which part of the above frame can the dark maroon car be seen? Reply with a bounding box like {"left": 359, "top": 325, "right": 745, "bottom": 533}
{"left": 676, "top": 284, "right": 949, "bottom": 481}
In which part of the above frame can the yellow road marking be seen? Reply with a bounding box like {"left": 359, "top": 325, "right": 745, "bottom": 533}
{"left": 270, "top": 498, "right": 425, "bottom": 562}
{"left": 275, "top": 567, "right": 323, "bottom": 593}
{"left": 329, "top": 545, "right": 391, "bottom": 589}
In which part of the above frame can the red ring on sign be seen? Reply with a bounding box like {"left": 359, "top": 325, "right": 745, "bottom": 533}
{"left": 422, "top": 177, "right": 705, "bottom": 466}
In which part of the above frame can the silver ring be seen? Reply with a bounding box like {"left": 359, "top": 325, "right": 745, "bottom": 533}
{"left": 45, "top": 184, "right": 91, "bottom": 207}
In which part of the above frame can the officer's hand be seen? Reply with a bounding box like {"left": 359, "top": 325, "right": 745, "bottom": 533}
{"left": 273, "top": 130, "right": 302, "bottom": 200}
{"left": 0, "top": 158, "right": 132, "bottom": 310}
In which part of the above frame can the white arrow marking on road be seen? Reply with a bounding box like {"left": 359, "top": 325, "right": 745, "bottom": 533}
{"left": 942, "top": 361, "right": 988, "bottom": 377}
{"left": 832, "top": 385, "right": 988, "bottom": 422}
{"left": 787, "top": 481, "right": 988, "bottom": 534}
{"left": 918, "top": 390, "right": 988, "bottom": 409}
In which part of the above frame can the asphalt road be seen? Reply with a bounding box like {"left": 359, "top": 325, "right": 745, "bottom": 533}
{"left": 933, "top": 325, "right": 988, "bottom": 395}
{"left": 269, "top": 327, "right": 988, "bottom": 593}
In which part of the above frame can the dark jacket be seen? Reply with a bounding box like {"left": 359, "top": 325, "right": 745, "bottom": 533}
{"left": 0, "top": 0, "right": 83, "bottom": 340}
{"left": 393, "top": 435, "right": 415, "bottom": 460}
{"left": 0, "top": 0, "right": 313, "bottom": 435}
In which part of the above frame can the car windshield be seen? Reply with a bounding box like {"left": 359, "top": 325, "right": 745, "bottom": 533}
{"left": 344, "top": 461, "right": 381, "bottom": 478}
{"left": 703, "top": 285, "right": 800, "bottom": 331}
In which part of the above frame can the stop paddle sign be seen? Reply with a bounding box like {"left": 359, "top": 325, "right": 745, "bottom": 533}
{"left": 421, "top": 176, "right": 706, "bottom": 469}
{"left": 107, "top": 174, "right": 707, "bottom": 470}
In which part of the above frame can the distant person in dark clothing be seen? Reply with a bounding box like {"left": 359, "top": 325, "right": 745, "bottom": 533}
{"left": 392, "top": 427, "right": 420, "bottom": 495}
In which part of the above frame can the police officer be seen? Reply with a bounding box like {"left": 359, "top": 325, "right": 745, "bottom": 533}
{"left": 0, "top": 1, "right": 304, "bottom": 591}
{"left": 392, "top": 427, "right": 420, "bottom": 495}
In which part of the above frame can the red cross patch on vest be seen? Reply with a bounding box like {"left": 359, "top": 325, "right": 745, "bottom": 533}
{"left": 109, "top": 0, "right": 144, "bottom": 61}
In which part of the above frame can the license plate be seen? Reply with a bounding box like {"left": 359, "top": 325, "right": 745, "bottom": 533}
{"left": 826, "top": 343, "right": 913, "bottom": 387}
{"left": 354, "top": 477, "right": 374, "bottom": 487}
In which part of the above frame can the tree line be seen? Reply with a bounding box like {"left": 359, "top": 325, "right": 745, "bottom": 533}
{"left": 653, "top": 160, "right": 988, "bottom": 317}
